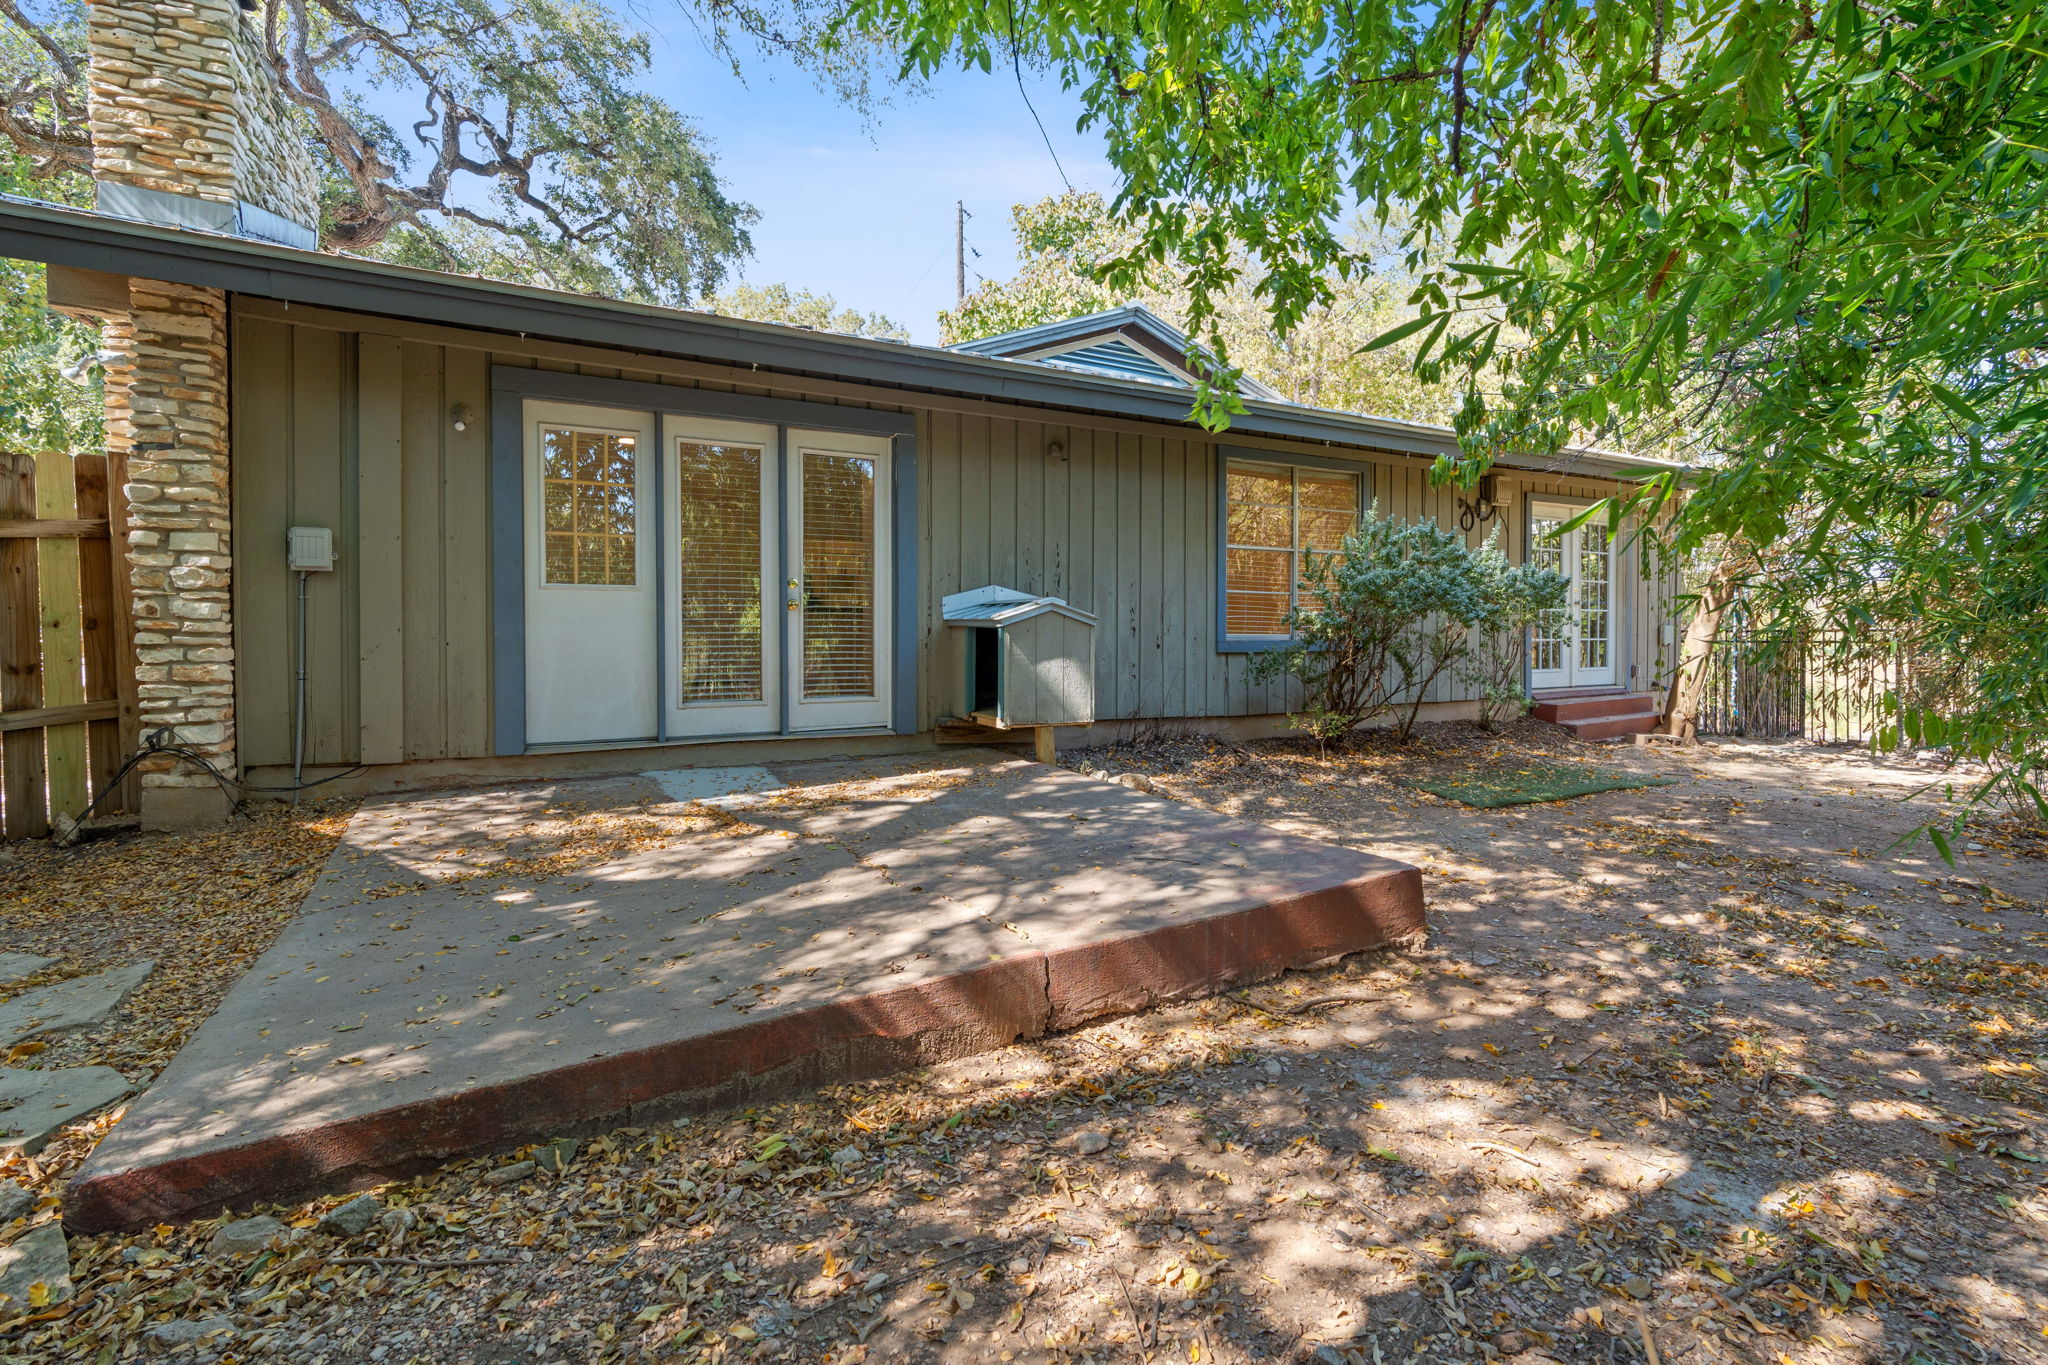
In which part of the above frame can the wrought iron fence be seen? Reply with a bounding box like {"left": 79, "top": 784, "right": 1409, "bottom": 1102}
{"left": 1697, "top": 632, "right": 1906, "bottom": 743}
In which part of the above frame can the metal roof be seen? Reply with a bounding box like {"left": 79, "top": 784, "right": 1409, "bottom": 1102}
{"left": 1032, "top": 340, "right": 1192, "bottom": 389}
{"left": 0, "top": 195, "right": 1673, "bottom": 481}
{"left": 946, "top": 302, "right": 1286, "bottom": 402}
{"left": 941, "top": 586, "right": 1098, "bottom": 627}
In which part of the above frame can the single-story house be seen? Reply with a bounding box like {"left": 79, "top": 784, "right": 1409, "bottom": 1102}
{"left": 0, "top": 0, "right": 1678, "bottom": 829}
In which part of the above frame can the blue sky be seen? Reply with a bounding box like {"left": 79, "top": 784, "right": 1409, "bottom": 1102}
{"left": 640, "top": 22, "right": 1112, "bottom": 343}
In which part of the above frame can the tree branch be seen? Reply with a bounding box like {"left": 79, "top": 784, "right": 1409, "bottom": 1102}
{"left": 0, "top": 0, "right": 80, "bottom": 85}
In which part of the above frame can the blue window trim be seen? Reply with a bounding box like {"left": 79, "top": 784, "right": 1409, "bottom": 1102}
{"left": 490, "top": 366, "right": 918, "bottom": 756}
{"left": 1215, "top": 446, "right": 1372, "bottom": 654}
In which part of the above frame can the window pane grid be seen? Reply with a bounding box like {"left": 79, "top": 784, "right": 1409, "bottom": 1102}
{"left": 1578, "top": 523, "right": 1612, "bottom": 670}
{"left": 1224, "top": 460, "right": 1360, "bottom": 637}
{"left": 1529, "top": 515, "right": 1568, "bottom": 672}
{"left": 540, "top": 426, "right": 637, "bottom": 586}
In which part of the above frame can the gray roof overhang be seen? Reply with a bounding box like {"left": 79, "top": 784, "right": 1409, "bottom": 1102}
{"left": 0, "top": 196, "right": 1671, "bottom": 481}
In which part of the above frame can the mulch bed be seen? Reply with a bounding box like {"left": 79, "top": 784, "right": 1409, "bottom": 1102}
{"left": 3, "top": 728, "right": 2046, "bottom": 1365}
{"left": 1390, "top": 758, "right": 1678, "bottom": 807}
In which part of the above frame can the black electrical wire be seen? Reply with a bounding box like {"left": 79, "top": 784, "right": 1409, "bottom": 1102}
{"left": 63, "top": 727, "right": 367, "bottom": 833}
{"left": 238, "top": 765, "right": 368, "bottom": 793}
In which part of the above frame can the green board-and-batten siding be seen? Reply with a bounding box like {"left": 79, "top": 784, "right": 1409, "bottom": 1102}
{"left": 228, "top": 298, "right": 1678, "bottom": 769}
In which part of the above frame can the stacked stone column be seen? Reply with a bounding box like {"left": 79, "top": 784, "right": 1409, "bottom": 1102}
{"left": 82, "top": 0, "right": 321, "bottom": 826}
{"left": 103, "top": 281, "right": 235, "bottom": 827}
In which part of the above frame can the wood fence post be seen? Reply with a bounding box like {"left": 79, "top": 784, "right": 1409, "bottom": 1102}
{"left": 1, "top": 453, "right": 47, "bottom": 838}
{"left": 105, "top": 447, "right": 141, "bottom": 812}
{"left": 75, "top": 453, "right": 129, "bottom": 811}
{"left": 36, "top": 452, "right": 88, "bottom": 824}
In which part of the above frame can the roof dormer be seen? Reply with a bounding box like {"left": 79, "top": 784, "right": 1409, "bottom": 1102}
{"left": 947, "top": 304, "right": 1280, "bottom": 401}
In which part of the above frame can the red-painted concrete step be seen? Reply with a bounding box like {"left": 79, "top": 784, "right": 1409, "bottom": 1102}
{"left": 1565, "top": 710, "right": 1662, "bottom": 740}
{"left": 1531, "top": 691, "right": 1658, "bottom": 723}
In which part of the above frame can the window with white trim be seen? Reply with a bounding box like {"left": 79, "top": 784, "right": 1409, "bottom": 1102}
{"left": 1223, "top": 459, "right": 1362, "bottom": 639}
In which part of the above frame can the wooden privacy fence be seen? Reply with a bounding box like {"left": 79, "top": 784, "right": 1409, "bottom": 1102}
{"left": 0, "top": 451, "right": 138, "bottom": 838}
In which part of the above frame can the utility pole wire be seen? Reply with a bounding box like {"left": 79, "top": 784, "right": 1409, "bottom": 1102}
{"left": 1005, "top": 0, "right": 1072, "bottom": 191}
{"left": 957, "top": 200, "right": 969, "bottom": 304}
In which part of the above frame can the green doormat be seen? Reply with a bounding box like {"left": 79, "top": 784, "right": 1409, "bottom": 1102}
{"left": 1394, "top": 760, "right": 1678, "bottom": 808}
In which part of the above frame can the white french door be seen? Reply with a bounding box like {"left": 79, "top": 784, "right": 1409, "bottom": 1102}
{"left": 664, "top": 416, "right": 781, "bottom": 738}
{"left": 660, "top": 422, "right": 892, "bottom": 737}
{"left": 526, "top": 403, "right": 892, "bottom": 747}
{"left": 783, "top": 431, "right": 892, "bottom": 732}
{"left": 524, "top": 402, "right": 659, "bottom": 746}
{"left": 1529, "top": 502, "right": 1617, "bottom": 690}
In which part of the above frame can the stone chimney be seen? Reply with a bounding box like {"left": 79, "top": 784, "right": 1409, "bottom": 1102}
{"left": 71, "top": 1, "right": 320, "bottom": 826}
{"left": 86, "top": 0, "right": 320, "bottom": 248}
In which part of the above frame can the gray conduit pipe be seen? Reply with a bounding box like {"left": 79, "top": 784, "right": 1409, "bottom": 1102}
{"left": 293, "top": 569, "right": 309, "bottom": 804}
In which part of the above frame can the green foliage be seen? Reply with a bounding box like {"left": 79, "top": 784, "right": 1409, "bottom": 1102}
{"left": 0, "top": 0, "right": 890, "bottom": 306}
{"left": 0, "top": 155, "right": 99, "bottom": 453}
{"left": 851, "top": 0, "right": 2048, "bottom": 828}
{"left": 322, "top": 0, "right": 758, "bottom": 304}
{"left": 703, "top": 282, "right": 909, "bottom": 339}
{"left": 1247, "top": 506, "right": 1500, "bottom": 746}
{"left": 943, "top": 191, "right": 1459, "bottom": 423}
{"left": 1461, "top": 538, "right": 1570, "bottom": 731}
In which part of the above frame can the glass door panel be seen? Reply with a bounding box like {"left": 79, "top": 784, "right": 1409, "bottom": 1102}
{"left": 785, "top": 431, "right": 892, "bottom": 730}
{"left": 799, "top": 452, "right": 877, "bottom": 699}
{"left": 1528, "top": 503, "right": 1617, "bottom": 689}
{"left": 1528, "top": 508, "right": 1571, "bottom": 688}
{"left": 664, "top": 416, "right": 779, "bottom": 738}
{"left": 1577, "top": 522, "right": 1614, "bottom": 679}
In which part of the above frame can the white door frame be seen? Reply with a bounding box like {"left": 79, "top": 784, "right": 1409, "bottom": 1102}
{"left": 662, "top": 415, "right": 781, "bottom": 739}
{"left": 523, "top": 400, "right": 658, "bottom": 746}
{"left": 524, "top": 412, "right": 894, "bottom": 743}
{"left": 1529, "top": 500, "right": 1618, "bottom": 690}
{"left": 783, "top": 430, "right": 894, "bottom": 732}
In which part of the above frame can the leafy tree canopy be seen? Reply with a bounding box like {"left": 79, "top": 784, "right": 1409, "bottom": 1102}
{"left": 3, "top": 0, "right": 895, "bottom": 306}
{"left": 703, "top": 281, "right": 910, "bottom": 339}
{"left": 0, "top": 153, "right": 99, "bottom": 453}
{"left": 945, "top": 191, "right": 1459, "bottom": 423}
{"left": 853, "top": 0, "right": 2048, "bottom": 825}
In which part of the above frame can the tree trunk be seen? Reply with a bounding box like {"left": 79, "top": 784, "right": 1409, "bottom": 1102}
{"left": 1660, "top": 547, "right": 1749, "bottom": 741}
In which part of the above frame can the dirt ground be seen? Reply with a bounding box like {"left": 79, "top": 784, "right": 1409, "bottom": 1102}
{"left": 5, "top": 722, "right": 2048, "bottom": 1365}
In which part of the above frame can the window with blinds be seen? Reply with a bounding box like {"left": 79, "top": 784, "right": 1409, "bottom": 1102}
{"left": 799, "top": 453, "right": 877, "bottom": 700}
{"left": 540, "top": 427, "right": 637, "bottom": 586}
{"left": 675, "top": 442, "right": 765, "bottom": 703}
{"left": 1223, "top": 460, "right": 1361, "bottom": 637}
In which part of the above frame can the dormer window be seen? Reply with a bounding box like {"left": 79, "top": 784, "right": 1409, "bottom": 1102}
{"left": 946, "top": 304, "right": 1282, "bottom": 402}
{"left": 1017, "top": 338, "right": 1191, "bottom": 388}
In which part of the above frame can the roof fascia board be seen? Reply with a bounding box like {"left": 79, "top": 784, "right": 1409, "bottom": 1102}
{"left": 491, "top": 365, "right": 916, "bottom": 436}
{"left": 949, "top": 305, "right": 1175, "bottom": 355}
{"left": 0, "top": 200, "right": 1663, "bottom": 481}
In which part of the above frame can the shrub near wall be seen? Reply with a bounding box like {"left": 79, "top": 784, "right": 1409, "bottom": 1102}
{"left": 1249, "top": 510, "right": 1567, "bottom": 746}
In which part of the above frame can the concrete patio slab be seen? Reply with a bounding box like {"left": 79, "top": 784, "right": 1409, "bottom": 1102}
{"left": 647, "top": 764, "right": 786, "bottom": 808}
{"left": 67, "top": 754, "right": 1423, "bottom": 1232}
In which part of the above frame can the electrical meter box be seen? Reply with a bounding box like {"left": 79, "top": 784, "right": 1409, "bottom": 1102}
{"left": 287, "top": 526, "right": 335, "bottom": 572}
{"left": 941, "top": 585, "right": 1097, "bottom": 730}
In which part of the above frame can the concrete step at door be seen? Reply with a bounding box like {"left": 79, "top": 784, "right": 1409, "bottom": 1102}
{"left": 1530, "top": 691, "right": 1658, "bottom": 723}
